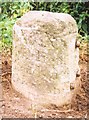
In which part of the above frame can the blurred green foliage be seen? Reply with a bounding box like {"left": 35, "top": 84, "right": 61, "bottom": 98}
{"left": 0, "top": 2, "right": 89, "bottom": 49}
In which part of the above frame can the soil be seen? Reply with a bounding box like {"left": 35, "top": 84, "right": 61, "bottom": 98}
{"left": 0, "top": 41, "right": 88, "bottom": 118}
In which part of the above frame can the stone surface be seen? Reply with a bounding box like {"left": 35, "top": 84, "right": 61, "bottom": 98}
{"left": 12, "top": 11, "right": 79, "bottom": 108}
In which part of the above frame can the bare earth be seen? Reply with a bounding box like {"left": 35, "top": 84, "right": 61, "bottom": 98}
{"left": 0, "top": 41, "right": 88, "bottom": 118}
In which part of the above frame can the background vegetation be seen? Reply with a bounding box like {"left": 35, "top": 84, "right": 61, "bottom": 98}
{"left": 0, "top": 2, "right": 89, "bottom": 50}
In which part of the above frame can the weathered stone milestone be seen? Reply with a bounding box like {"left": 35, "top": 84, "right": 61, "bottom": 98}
{"left": 12, "top": 11, "right": 79, "bottom": 108}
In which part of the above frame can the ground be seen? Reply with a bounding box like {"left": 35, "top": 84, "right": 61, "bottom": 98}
{"left": 0, "top": 41, "right": 88, "bottom": 118}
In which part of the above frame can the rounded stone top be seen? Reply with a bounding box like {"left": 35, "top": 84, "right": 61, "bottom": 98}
{"left": 15, "top": 11, "right": 78, "bottom": 35}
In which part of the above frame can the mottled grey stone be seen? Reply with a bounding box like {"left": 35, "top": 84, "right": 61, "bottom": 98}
{"left": 12, "top": 11, "right": 79, "bottom": 109}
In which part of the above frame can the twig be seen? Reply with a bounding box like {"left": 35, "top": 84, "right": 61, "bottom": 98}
{"left": 1, "top": 72, "right": 12, "bottom": 77}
